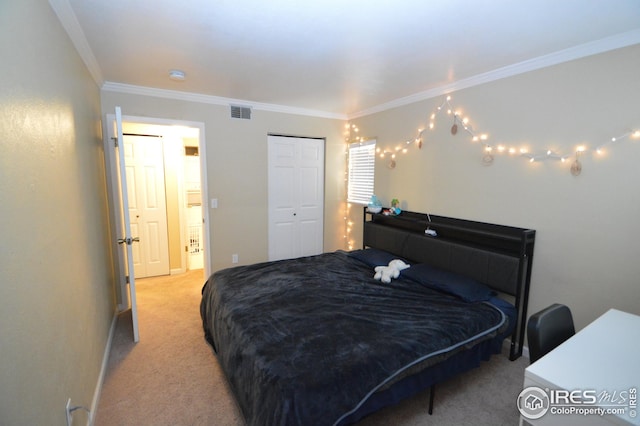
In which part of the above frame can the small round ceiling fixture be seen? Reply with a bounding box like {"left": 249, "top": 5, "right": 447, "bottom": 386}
{"left": 169, "top": 69, "right": 186, "bottom": 81}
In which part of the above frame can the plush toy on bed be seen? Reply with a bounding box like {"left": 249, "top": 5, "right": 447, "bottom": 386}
{"left": 374, "top": 259, "right": 410, "bottom": 283}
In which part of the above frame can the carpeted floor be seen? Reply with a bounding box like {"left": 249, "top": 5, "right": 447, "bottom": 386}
{"left": 95, "top": 270, "right": 527, "bottom": 425}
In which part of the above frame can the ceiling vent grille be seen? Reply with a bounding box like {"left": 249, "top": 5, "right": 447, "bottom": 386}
{"left": 230, "top": 105, "right": 252, "bottom": 120}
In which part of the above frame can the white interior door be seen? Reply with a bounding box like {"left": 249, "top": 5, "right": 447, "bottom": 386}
{"left": 268, "top": 135, "right": 324, "bottom": 261}
{"left": 123, "top": 135, "right": 170, "bottom": 278}
{"left": 114, "top": 107, "right": 140, "bottom": 342}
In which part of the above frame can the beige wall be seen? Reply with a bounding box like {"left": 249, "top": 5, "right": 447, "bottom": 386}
{"left": 0, "top": 1, "right": 116, "bottom": 425}
{"left": 101, "top": 92, "right": 347, "bottom": 273}
{"left": 350, "top": 44, "right": 640, "bottom": 331}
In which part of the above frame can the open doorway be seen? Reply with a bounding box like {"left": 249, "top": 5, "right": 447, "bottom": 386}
{"left": 121, "top": 133, "right": 171, "bottom": 278}
{"left": 105, "top": 113, "right": 210, "bottom": 310}
{"left": 121, "top": 120, "right": 207, "bottom": 278}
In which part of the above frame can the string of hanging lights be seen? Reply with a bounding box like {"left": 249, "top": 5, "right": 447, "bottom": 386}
{"left": 366, "top": 95, "right": 639, "bottom": 175}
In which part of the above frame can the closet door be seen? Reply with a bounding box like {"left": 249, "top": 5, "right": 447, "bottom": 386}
{"left": 123, "top": 134, "right": 170, "bottom": 278}
{"left": 268, "top": 135, "right": 324, "bottom": 261}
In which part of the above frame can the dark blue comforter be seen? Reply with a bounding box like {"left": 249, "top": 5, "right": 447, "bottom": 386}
{"left": 200, "top": 251, "right": 508, "bottom": 426}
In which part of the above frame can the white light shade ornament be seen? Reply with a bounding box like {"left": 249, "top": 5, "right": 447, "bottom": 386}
{"left": 571, "top": 149, "right": 584, "bottom": 176}
{"left": 570, "top": 156, "right": 582, "bottom": 176}
{"left": 482, "top": 146, "right": 494, "bottom": 165}
{"left": 415, "top": 129, "right": 424, "bottom": 149}
{"left": 169, "top": 69, "right": 186, "bottom": 81}
{"left": 388, "top": 153, "right": 397, "bottom": 169}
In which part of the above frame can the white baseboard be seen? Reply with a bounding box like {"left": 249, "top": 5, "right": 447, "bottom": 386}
{"left": 88, "top": 309, "right": 118, "bottom": 425}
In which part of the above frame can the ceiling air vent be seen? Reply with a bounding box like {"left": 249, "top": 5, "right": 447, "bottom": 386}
{"left": 230, "top": 105, "right": 252, "bottom": 120}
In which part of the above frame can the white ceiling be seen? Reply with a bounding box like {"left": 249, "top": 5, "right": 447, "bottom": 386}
{"left": 55, "top": 0, "right": 640, "bottom": 118}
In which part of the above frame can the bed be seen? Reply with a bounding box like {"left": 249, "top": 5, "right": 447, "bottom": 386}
{"left": 201, "top": 209, "right": 535, "bottom": 425}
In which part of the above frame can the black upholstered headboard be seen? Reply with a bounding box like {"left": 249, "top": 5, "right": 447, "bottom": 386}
{"left": 364, "top": 222, "right": 521, "bottom": 296}
{"left": 362, "top": 209, "right": 535, "bottom": 360}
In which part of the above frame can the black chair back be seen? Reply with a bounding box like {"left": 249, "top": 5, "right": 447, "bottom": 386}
{"left": 527, "top": 303, "right": 575, "bottom": 364}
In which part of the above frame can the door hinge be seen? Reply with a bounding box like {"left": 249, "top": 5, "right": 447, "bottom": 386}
{"left": 125, "top": 275, "right": 130, "bottom": 284}
{"left": 112, "top": 136, "right": 118, "bottom": 147}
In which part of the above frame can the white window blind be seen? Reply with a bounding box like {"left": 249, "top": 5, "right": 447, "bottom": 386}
{"left": 347, "top": 140, "right": 376, "bottom": 204}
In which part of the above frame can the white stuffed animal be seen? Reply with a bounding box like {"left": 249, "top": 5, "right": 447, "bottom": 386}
{"left": 374, "top": 259, "right": 410, "bottom": 283}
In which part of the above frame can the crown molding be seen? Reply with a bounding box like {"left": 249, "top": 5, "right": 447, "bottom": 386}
{"left": 349, "top": 29, "right": 640, "bottom": 119}
{"left": 48, "top": 0, "right": 103, "bottom": 86}
{"left": 49, "top": 0, "right": 639, "bottom": 123}
{"left": 101, "top": 82, "right": 348, "bottom": 120}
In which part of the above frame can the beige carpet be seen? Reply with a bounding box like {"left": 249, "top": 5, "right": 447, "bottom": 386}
{"left": 94, "top": 270, "right": 243, "bottom": 425}
{"left": 95, "top": 270, "right": 528, "bottom": 425}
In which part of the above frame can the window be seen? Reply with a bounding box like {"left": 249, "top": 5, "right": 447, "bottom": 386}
{"left": 347, "top": 139, "right": 376, "bottom": 204}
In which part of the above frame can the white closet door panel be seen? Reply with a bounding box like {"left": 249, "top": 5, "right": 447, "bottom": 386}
{"left": 124, "top": 135, "right": 170, "bottom": 278}
{"left": 273, "top": 222, "right": 296, "bottom": 260}
{"left": 268, "top": 135, "right": 324, "bottom": 261}
{"left": 145, "top": 222, "right": 162, "bottom": 262}
{"left": 299, "top": 167, "right": 321, "bottom": 206}
{"left": 143, "top": 166, "right": 159, "bottom": 208}
{"left": 298, "top": 219, "right": 322, "bottom": 257}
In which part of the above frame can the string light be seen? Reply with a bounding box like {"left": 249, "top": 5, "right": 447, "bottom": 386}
{"left": 344, "top": 123, "right": 364, "bottom": 250}
{"left": 592, "top": 130, "right": 640, "bottom": 155}
{"left": 359, "top": 95, "right": 639, "bottom": 176}
{"left": 376, "top": 130, "right": 424, "bottom": 169}
{"left": 522, "top": 150, "right": 569, "bottom": 163}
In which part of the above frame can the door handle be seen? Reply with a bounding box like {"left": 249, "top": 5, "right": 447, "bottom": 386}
{"left": 117, "top": 237, "right": 140, "bottom": 245}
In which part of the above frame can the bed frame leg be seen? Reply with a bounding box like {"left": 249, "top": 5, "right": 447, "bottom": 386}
{"left": 428, "top": 385, "right": 435, "bottom": 415}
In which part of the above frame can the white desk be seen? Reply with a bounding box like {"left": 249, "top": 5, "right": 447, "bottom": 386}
{"left": 520, "top": 309, "right": 639, "bottom": 426}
